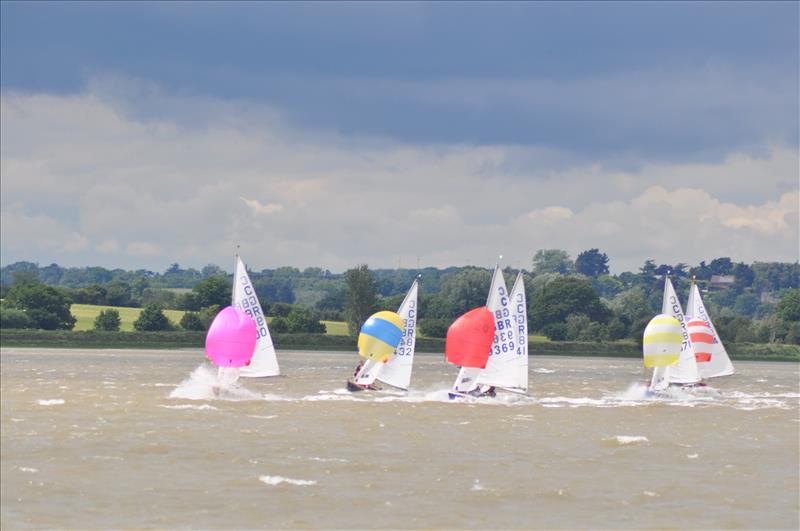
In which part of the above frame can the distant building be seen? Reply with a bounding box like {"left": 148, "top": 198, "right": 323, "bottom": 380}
{"left": 760, "top": 291, "right": 780, "bottom": 304}
{"left": 709, "top": 275, "right": 736, "bottom": 290}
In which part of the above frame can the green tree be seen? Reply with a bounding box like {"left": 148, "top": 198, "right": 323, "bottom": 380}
{"left": 179, "top": 312, "right": 206, "bottom": 331}
{"left": 574, "top": 248, "right": 610, "bottom": 277}
{"left": 639, "top": 259, "right": 657, "bottom": 277}
{"left": 775, "top": 289, "right": 800, "bottom": 322}
{"left": 530, "top": 276, "right": 610, "bottom": 330}
{"left": 133, "top": 304, "right": 174, "bottom": 331}
{"left": 606, "top": 317, "right": 627, "bottom": 340}
{"left": 192, "top": 276, "right": 231, "bottom": 308}
{"left": 198, "top": 305, "right": 221, "bottom": 329}
{"left": 94, "top": 309, "right": 121, "bottom": 331}
{"left": 270, "top": 316, "right": 290, "bottom": 333}
{"left": 565, "top": 313, "right": 591, "bottom": 341}
{"left": 4, "top": 281, "right": 76, "bottom": 330}
{"left": 0, "top": 307, "right": 32, "bottom": 329}
{"left": 541, "top": 323, "right": 567, "bottom": 341}
{"left": 611, "top": 287, "right": 655, "bottom": 323}
{"left": 433, "top": 268, "right": 492, "bottom": 318}
{"left": 532, "top": 249, "right": 573, "bottom": 275}
{"left": 344, "top": 265, "right": 378, "bottom": 335}
{"left": 286, "top": 309, "right": 326, "bottom": 333}
{"left": 733, "top": 293, "right": 760, "bottom": 317}
{"left": 709, "top": 257, "right": 734, "bottom": 276}
{"left": 419, "top": 318, "right": 449, "bottom": 338}
{"left": 593, "top": 274, "right": 624, "bottom": 299}
{"left": 270, "top": 302, "right": 295, "bottom": 317}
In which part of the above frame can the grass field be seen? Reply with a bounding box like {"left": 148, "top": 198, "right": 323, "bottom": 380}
{"left": 321, "top": 320, "right": 349, "bottom": 335}
{"left": 70, "top": 303, "right": 551, "bottom": 340}
{"left": 71, "top": 304, "right": 187, "bottom": 332}
{"left": 71, "top": 304, "right": 353, "bottom": 335}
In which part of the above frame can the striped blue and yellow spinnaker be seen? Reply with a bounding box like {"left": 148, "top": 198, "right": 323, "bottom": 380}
{"left": 357, "top": 311, "right": 404, "bottom": 363}
{"left": 643, "top": 314, "right": 682, "bottom": 368}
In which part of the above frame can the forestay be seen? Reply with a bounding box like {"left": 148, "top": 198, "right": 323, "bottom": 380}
{"left": 686, "top": 283, "right": 734, "bottom": 379}
{"left": 661, "top": 277, "right": 699, "bottom": 385}
{"left": 234, "top": 256, "right": 280, "bottom": 378}
{"left": 476, "top": 265, "right": 520, "bottom": 390}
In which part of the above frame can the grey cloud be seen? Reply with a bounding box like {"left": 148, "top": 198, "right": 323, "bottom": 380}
{"left": 1, "top": 88, "right": 797, "bottom": 273}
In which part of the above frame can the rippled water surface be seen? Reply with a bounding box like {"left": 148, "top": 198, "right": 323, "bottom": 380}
{"left": 2, "top": 348, "right": 798, "bottom": 529}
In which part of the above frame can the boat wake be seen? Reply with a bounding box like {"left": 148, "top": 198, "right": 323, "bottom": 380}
{"left": 169, "top": 365, "right": 263, "bottom": 401}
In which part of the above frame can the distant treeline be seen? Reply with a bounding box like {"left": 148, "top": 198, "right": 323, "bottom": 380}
{"left": 1, "top": 250, "right": 798, "bottom": 346}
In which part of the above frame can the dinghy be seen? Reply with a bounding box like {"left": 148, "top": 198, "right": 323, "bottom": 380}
{"left": 476, "top": 269, "right": 528, "bottom": 395}
{"left": 347, "top": 310, "right": 404, "bottom": 392}
{"left": 651, "top": 277, "right": 701, "bottom": 389}
{"left": 233, "top": 255, "right": 280, "bottom": 378}
{"left": 686, "top": 279, "right": 734, "bottom": 379}
{"left": 446, "top": 307, "right": 496, "bottom": 399}
{"left": 349, "top": 279, "right": 419, "bottom": 391}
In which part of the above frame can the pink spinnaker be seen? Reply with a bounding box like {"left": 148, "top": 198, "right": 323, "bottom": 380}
{"left": 205, "top": 306, "right": 257, "bottom": 367}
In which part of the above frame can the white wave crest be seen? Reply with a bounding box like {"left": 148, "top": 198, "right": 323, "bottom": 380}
{"left": 37, "top": 399, "right": 64, "bottom": 406}
{"left": 259, "top": 475, "right": 316, "bottom": 486}
{"left": 612, "top": 435, "right": 649, "bottom": 445}
{"left": 159, "top": 404, "right": 218, "bottom": 411}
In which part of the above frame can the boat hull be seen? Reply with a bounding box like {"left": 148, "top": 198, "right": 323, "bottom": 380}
{"left": 346, "top": 379, "right": 381, "bottom": 392}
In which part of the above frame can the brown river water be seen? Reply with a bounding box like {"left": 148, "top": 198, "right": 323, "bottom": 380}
{"left": 1, "top": 348, "right": 798, "bottom": 530}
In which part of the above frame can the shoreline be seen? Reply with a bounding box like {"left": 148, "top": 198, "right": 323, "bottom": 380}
{"left": 1, "top": 330, "right": 797, "bottom": 362}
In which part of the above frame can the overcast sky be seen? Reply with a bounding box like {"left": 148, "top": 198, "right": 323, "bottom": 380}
{"left": 1, "top": 1, "right": 798, "bottom": 273}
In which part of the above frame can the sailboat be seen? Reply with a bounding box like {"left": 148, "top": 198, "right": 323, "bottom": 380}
{"left": 232, "top": 255, "right": 280, "bottom": 378}
{"left": 349, "top": 279, "right": 419, "bottom": 391}
{"left": 447, "top": 307, "right": 496, "bottom": 399}
{"left": 476, "top": 269, "right": 528, "bottom": 394}
{"left": 686, "top": 279, "right": 734, "bottom": 379}
{"left": 649, "top": 277, "right": 700, "bottom": 391}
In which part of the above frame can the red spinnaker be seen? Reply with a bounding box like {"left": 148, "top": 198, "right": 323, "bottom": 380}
{"left": 445, "top": 307, "right": 496, "bottom": 369}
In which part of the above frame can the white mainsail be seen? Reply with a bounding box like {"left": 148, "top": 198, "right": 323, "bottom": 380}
{"left": 354, "top": 279, "right": 419, "bottom": 389}
{"left": 686, "top": 282, "right": 734, "bottom": 379}
{"left": 233, "top": 256, "right": 280, "bottom": 378}
{"left": 476, "top": 265, "right": 520, "bottom": 390}
{"left": 508, "top": 273, "right": 529, "bottom": 392}
{"left": 661, "top": 277, "right": 699, "bottom": 385}
{"left": 376, "top": 279, "right": 419, "bottom": 390}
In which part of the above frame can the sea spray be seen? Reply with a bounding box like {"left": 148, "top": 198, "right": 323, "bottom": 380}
{"left": 169, "top": 364, "right": 262, "bottom": 401}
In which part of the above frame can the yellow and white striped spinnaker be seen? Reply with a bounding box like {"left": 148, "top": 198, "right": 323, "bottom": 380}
{"left": 643, "top": 314, "right": 682, "bottom": 368}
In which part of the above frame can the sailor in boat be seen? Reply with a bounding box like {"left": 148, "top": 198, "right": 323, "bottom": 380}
{"left": 469, "top": 385, "right": 496, "bottom": 398}
{"left": 347, "top": 358, "right": 381, "bottom": 392}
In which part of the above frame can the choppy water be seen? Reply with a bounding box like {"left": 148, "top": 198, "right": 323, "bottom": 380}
{"left": 1, "top": 348, "right": 798, "bottom": 530}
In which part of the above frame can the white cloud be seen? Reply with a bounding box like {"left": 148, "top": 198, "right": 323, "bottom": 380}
{"left": 240, "top": 197, "right": 285, "bottom": 215}
{"left": 1, "top": 85, "right": 797, "bottom": 273}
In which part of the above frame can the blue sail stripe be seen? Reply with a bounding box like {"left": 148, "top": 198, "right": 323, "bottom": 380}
{"left": 362, "top": 317, "right": 403, "bottom": 347}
